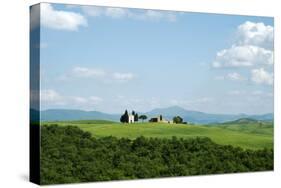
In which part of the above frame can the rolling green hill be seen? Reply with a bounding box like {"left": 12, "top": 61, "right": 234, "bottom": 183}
{"left": 42, "top": 120, "right": 273, "bottom": 150}
{"left": 207, "top": 118, "right": 273, "bottom": 135}
{"left": 223, "top": 118, "right": 259, "bottom": 124}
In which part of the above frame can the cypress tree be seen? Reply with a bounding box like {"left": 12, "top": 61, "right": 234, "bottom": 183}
{"left": 124, "top": 110, "right": 129, "bottom": 123}
{"left": 120, "top": 110, "right": 129, "bottom": 123}
{"left": 135, "top": 113, "right": 139, "bottom": 122}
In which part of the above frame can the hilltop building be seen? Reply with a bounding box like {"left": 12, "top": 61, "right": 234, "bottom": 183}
{"left": 149, "top": 115, "right": 173, "bottom": 124}
{"left": 120, "top": 110, "right": 138, "bottom": 123}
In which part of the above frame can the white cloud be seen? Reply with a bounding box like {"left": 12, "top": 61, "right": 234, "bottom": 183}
{"left": 40, "top": 89, "right": 103, "bottom": 108}
{"left": 81, "top": 6, "right": 127, "bottom": 18}
{"left": 40, "top": 89, "right": 64, "bottom": 104}
{"left": 212, "top": 21, "right": 273, "bottom": 69}
{"left": 227, "top": 72, "right": 245, "bottom": 81}
{"left": 69, "top": 95, "right": 103, "bottom": 106}
{"left": 251, "top": 68, "right": 273, "bottom": 85}
{"left": 72, "top": 96, "right": 103, "bottom": 105}
{"left": 41, "top": 3, "right": 87, "bottom": 31}
{"left": 72, "top": 67, "right": 105, "bottom": 78}
{"left": 105, "top": 7, "right": 128, "bottom": 18}
{"left": 212, "top": 21, "right": 274, "bottom": 85}
{"left": 215, "top": 72, "right": 245, "bottom": 81}
{"left": 72, "top": 96, "right": 88, "bottom": 104}
{"left": 129, "top": 10, "right": 177, "bottom": 22}
{"left": 113, "top": 72, "right": 134, "bottom": 81}
{"left": 81, "top": 6, "right": 176, "bottom": 22}
{"left": 212, "top": 45, "right": 273, "bottom": 68}
{"left": 59, "top": 67, "right": 135, "bottom": 83}
{"left": 81, "top": 6, "right": 104, "bottom": 17}
{"left": 237, "top": 21, "right": 274, "bottom": 50}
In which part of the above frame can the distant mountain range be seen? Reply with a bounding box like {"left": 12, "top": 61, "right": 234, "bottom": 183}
{"left": 35, "top": 106, "right": 273, "bottom": 124}
{"left": 38, "top": 109, "right": 120, "bottom": 122}
{"left": 146, "top": 106, "right": 273, "bottom": 124}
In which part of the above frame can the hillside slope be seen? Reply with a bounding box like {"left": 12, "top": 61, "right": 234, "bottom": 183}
{"left": 42, "top": 121, "right": 273, "bottom": 150}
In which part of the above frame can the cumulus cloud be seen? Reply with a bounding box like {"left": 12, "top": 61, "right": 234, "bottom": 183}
{"left": 41, "top": 3, "right": 87, "bottom": 31}
{"left": 80, "top": 6, "right": 103, "bottom": 17}
{"left": 113, "top": 72, "right": 134, "bottom": 81}
{"left": 251, "top": 68, "right": 273, "bottom": 85}
{"left": 40, "top": 89, "right": 64, "bottom": 104}
{"left": 80, "top": 6, "right": 176, "bottom": 22}
{"left": 105, "top": 7, "right": 128, "bottom": 18}
{"left": 59, "top": 66, "right": 135, "bottom": 83}
{"left": 72, "top": 67, "right": 105, "bottom": 78}
{"left": 130, "top": 9, "right": 177, "bottom": 22}
{"left": 59, "top": 67, "right": 105, "bottom": 80}
{"left": 72, "top": 96, "right": 88, "bottom": 104}
{"left": 212, "top": 21, "right": 273, "bottom": 69}
{"left": 215, "top": 72, "right": 245, "bottom": 81}
{"left": 212, "top": 21, "right": 274, "bottom": 85}
{"left": 237, "top": 21, "right": 274, "bottom": 50}
{"left": 72, "top": 96, "right": 103, "bottom": 105}
{"left": 227, "top": 72, "right": 245, "bottom": 81}
{"left": 212, "top": 45, "right": 273, "bottom": 68}
{"left": 40, "top": 89, "right": 103, "bottom": 108}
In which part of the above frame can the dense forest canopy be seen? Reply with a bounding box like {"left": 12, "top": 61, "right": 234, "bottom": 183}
{"left": 41, "top": 125, "right": 273, "bottom": 185}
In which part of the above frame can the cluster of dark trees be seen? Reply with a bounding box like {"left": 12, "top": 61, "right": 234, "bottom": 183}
{"left": 120, "top": 110, "right": 149, "bottom": 123}
{"left": 139, "top": 114, "right": 148, "bottom": 122}
{"left": 173, "top": 116, "right": 183, "bottom": 124}
{"left": 41, "top": 125, "right": 273, "bottom": 185}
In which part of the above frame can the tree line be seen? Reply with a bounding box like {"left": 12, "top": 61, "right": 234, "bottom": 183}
{"left": 40, "top": 125, "right": 273, "bottom": 185}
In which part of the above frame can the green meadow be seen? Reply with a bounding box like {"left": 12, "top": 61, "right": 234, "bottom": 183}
{"left": 42, "top": 120, "right": 273, "bottom": 150}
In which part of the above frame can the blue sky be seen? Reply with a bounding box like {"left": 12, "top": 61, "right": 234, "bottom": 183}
{"left": 36, "top": 3, "right": 274, "bottom": 114}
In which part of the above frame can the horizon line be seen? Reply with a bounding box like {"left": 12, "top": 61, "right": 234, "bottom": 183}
{"left": 31, "top": 106, "right": 274, "bottom": 116}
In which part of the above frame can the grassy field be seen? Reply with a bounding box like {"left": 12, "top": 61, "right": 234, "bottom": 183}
{"left": 42, "top": 120, "right": 273, "bottom": 150}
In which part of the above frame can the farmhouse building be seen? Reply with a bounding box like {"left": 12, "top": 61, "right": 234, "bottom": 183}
{"left": 149, "top": 115, "right": 173, "bottom": 124}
